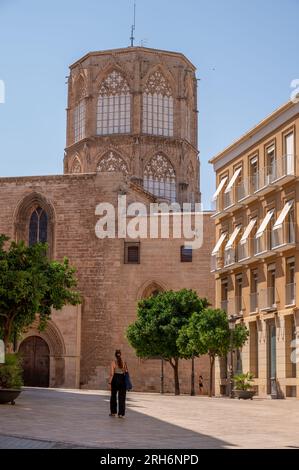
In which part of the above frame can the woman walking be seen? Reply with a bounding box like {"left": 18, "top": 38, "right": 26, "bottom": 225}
{"left": 109, "top": 349, "right": 128, "bottom": 418}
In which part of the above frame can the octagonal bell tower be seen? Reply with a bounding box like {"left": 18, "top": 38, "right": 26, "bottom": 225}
{"left": 64, "top": 46, "right": 200, "bottom": 205}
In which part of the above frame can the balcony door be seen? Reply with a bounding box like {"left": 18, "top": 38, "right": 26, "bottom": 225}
{"left": 266, "top": 145, "right": 276, "bottom": 184}
{"left": 267, "top": 320, "right": 277, "bottom": 395}
{"left": 285, "top": 132, "right": 294, "bottom": 174}
{"left": 250, "top": 156, "right": 258, "bottom": 192}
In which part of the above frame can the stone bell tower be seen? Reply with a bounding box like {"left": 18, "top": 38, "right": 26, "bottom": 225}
{"left": 64, "top": 46, "right": 200, "bottom": 205}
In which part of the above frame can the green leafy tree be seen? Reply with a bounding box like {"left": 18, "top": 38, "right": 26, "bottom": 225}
{"left": 0, "top": 235, "right": 81, "bottom": 351}
{"left": 178, "top": 308, "right": 249, "bottom": 397}
{"left": 0, "top": 353, "right": 23, "bottom": 389}
{"left": 127, "top": 289, "right": 209, "bottom": 395}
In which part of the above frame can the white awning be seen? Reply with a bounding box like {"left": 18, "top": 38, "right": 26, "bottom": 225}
{"left": 212, "top": 232, "right": 227, "bottom": 255}
{"left": 240, "top": 218, "right": 257, "bottom": 244}
{"left": 267, "top": 145, "right": 275, "bottom": 154}
{"left": 212, "top": 177, "right": 228, "bottom": 201}
{"left": 224, "top": 167, "right": 242, "bottom": 193}
{"left": 273, "top": 200, "right": 293, "bottom": 230}
{"left": 225, "top": 226, "right": 242, "bottom": 250}
{"left": 255, "top": 210, "right": 274, "bottom": 238}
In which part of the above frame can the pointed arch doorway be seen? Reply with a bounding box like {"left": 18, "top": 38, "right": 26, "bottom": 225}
{"left": 19, "top": 336, "right": 50, "bottom": 387}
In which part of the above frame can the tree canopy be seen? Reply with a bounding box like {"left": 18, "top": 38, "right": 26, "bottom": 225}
{"left": 127, "top": 289, "right": 209, "bottom": 394}
{"left": 0, "top": 235, "right": 81, "bottom": 349}
{"left": 178, "top": 308, "right": 249, "bottom": 396}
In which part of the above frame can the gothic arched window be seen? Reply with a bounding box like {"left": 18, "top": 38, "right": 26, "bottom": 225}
{"left": 97, "top": 151, "right": 129, "bottom": 174}
{"left": 143, "top": 154, "right": 176, "bottom": 202}
{"left": 143, "top": 71, "right": 173, "bottom": 137}
{"left": 29, "top": 207, "right": 48, "bottom": 246}
{"left": 73, "top": 78, "right": 86, "bottom": 143}
{"left": 71, "top": 157, "right": 82, "bottom": 174}
{"left": 96, "top": 71, "right": 131, "bottom": 135}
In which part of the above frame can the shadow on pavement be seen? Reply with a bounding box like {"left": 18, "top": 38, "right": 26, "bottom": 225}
{"left": 0, "top": 388, "right": 233, "bottom": 449}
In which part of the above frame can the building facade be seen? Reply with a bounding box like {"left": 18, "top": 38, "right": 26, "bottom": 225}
{"left": 210, "top": 100, "right": 299, "bottom": 398}
{"left": 0, "top": 46, "right": 215, "bottom": 393}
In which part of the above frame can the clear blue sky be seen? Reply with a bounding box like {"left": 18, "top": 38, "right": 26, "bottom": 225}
{"left": 0, "top": 0, "right": 298, "bottom": 209}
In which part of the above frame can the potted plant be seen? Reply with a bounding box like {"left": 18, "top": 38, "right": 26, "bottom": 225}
{"left": 0, "top": 353, "right": 23, "bottom": 405}
{"left": 233, "top": 372, "right": 256, "bottom": 400}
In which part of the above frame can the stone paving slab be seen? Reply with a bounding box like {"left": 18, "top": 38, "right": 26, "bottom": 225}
{"left": 0, "top": 388, "right": 298, "bottom": 449}
{"left": 0, "top": 434, "right": 92, "bottom": 449}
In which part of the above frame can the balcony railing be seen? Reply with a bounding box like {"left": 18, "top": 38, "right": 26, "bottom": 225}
{"left": 227, "top": 297, "right": 244, "bottom": 315}
{"left": 236, "top": 181, "right": 247, "bottom": 201}
{"left": 223, "top": 191, "right": 233, "bottom": 209}
{"left": 211, "top": 197, "right": 222, "bottom": 214}
{"left": 224, "top": 248, "right": 236, "bottom": 267}
{"left": 213, "top": 155, "right": 296, "bottom": 216}
{"left": 221, "top": 300, "right": 228, "bottom": 312}
{"left": 250, "top": 292, "right": 258, "bottom": 313}
{"left": 259, "top": 287, "right": 277, "bottom": 311}
{"left": 274, "top": 154, "right": 295, "bottom": 181}
{"left": 211, "top": 254, "right": 224, "bottom": 272}
{"left": 254, "top": 232, "right": 269, "bottom": 256}
{"left": 213, "top": 227, "right": 295, "bottom": 272}
{"left": 234, "top": 296, "right": 243, "bottom": 315}
{"left": 285, "top": 283, "right": 296, "bottom": 306}
{"left": 237, "top": 242, "right": 249, "bottom": 262}
{"left": 272, "top": 223, "right": 295, "bottom": 249}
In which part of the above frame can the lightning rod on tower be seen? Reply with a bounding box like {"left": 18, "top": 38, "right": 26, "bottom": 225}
{"left": 130, "top": 2, "right": 136, "bottom": 47}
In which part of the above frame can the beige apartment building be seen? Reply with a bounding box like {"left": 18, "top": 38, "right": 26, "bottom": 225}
{"left": 210, "top": 100, "right": 299, "bottom": 399}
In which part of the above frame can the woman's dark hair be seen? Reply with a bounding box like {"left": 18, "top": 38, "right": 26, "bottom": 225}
{"left": 115, "top": 349, "right": 124, "bottom": 369}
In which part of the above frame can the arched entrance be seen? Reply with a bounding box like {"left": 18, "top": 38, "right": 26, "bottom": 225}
{"left": 19, "top": 336, "right": 50, "bottom": 387}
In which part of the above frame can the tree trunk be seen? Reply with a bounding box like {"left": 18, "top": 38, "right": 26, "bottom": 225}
{"left": 209, "top": 355, "right": 215, "bottom": 397}
{"left": 174, "top": 358, "right": 180, "bottom": 396}
{"left": 169, "top": 357, "right": 180, "bottom": 395}
{"left": 3, "top": 334, "right": 10, "bottom": 354}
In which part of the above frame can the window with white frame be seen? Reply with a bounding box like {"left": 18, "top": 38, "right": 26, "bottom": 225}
{"left": 96, "top": 70, "right": 131, "bottom": 135}
{"left": 142, "top": 71, "right": 173, "bottom": 137}
{"left": 74, "top": 100, "right": 86, "bottom": 143}
{"left": 143, "top": 153, "right": 176, "bottom": 201}
{"left": 73, "top": 77, "right": 86, "bottom": 143}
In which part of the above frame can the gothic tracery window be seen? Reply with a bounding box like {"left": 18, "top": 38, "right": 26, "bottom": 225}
{"left": 143, "top": 154, "right": 176, "bottom": 202}
{"left": 97, "top": 151, "right": 129, "bottom": 174}
{"left": 73, "top": 78, "right": 86, "bottom": 143}
{"left": 142, "top": 71, "right": 174, "bottom": 137}
{"left": 71, "top": 157, "right": 82, "bottom": 174}
{"left": 96, "top": 70, "right": 131, "bottom": 135}
{"left": 29, "top": 207, "right": 48, "bottom": 246}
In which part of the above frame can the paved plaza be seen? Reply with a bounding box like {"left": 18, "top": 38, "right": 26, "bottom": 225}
{"left": 0, "top": 388, "right": 298, "bottom": 449}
